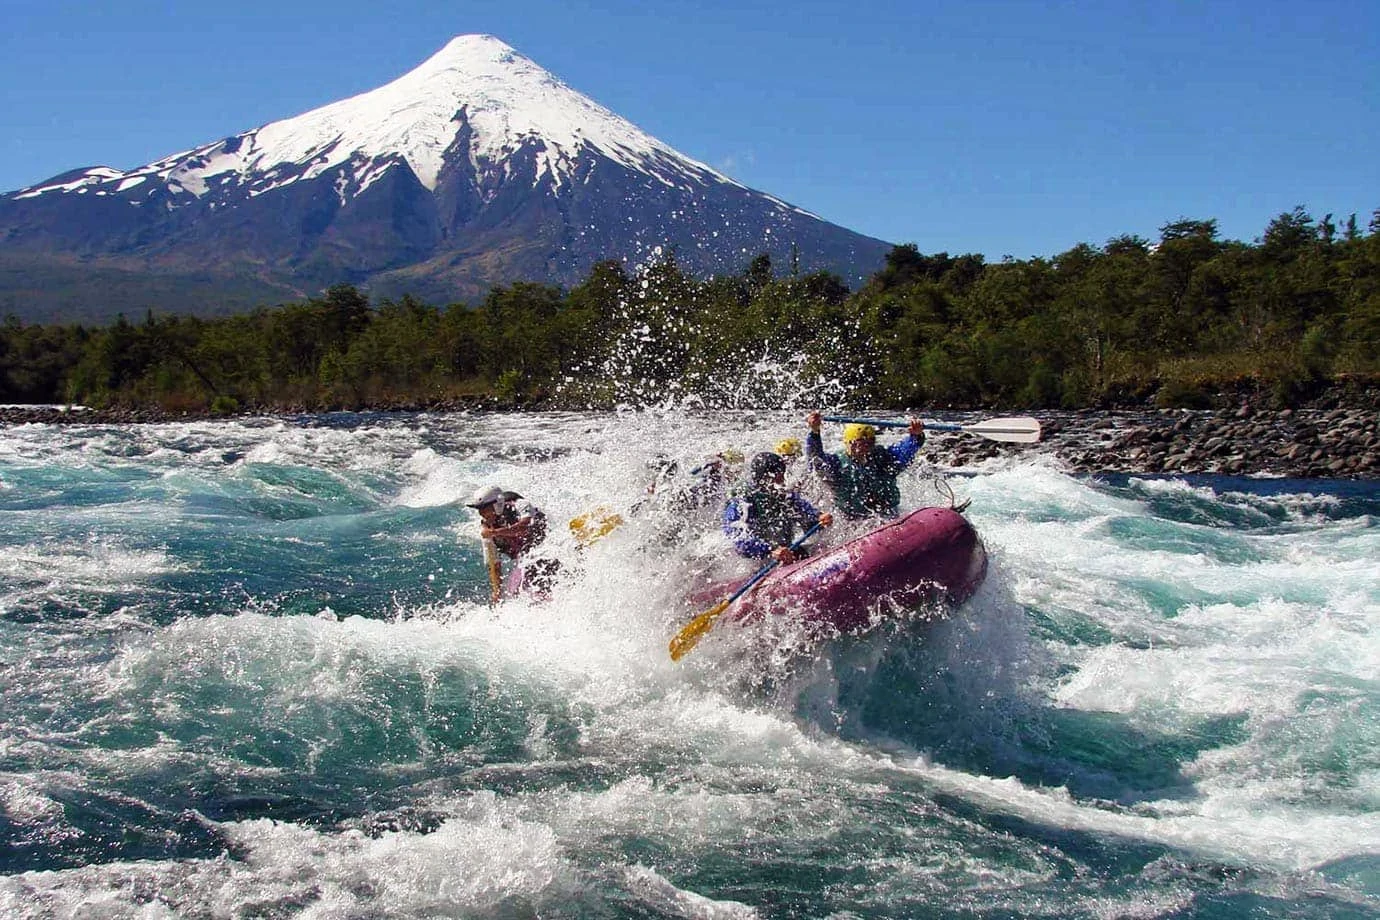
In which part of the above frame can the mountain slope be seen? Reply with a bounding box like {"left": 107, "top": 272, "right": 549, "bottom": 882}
{"left": 0, "top": 35, "right": 892, "bottom": 322}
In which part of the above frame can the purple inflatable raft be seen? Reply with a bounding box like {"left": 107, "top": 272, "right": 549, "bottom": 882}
{"left": 696, "top": 506, "right": 988, "bottom": 635}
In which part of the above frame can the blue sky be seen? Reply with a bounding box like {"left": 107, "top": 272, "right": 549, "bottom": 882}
{"left": 2, "top": 0, "right": 1376, "bottom": 260}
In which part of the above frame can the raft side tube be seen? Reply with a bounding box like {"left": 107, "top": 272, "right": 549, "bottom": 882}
{"left": 712, "top": 506, "right": 988, "bottom": 634}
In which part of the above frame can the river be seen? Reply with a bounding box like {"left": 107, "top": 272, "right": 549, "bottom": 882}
{"left": 1, "top": 410, "right": 1377, "bottom": 918}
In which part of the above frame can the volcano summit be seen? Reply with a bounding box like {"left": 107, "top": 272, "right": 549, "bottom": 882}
{"left": 0, "top": 35, "right": 892, "bottom": 322}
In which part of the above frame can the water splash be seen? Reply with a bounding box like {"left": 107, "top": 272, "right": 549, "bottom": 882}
{"left": 556, "top": 255, "right": 871, "bottom": 413}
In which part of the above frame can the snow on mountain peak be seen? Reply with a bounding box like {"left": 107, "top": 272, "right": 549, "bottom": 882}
{"left": 16, "top": 34, "right": 736, "bottom": 203}
{"left": 378, "top": 33, "right": 731, "bottom": 190}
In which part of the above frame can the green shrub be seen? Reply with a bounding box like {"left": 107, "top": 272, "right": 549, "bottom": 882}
{"left": 494, "top": 369, "right": 522, "bottom": 404}
{"left": 1153, "top": 377, "right": 1214, "bottom": 409}
{"left": 209, "top": 395, "right": 240, "bottom": 416}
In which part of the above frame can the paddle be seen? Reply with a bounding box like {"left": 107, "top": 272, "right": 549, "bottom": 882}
{"left": 569, "top": 506, "right": 624, "bottom": 547}
{"left": 669, "top": 520, "right": 825, "bottom": 661}
{"left": 482, "top": 538, "right": 502, "bottom": 605}
{"left": 821, "top": 415, "right": 1042, "bottom": 444}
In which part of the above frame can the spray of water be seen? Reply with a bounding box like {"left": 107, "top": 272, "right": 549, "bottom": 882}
{"left": 555, "top": 250, "right": 871, "bottom": 412}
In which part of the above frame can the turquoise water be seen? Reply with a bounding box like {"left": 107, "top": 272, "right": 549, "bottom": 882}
{"left": 1, "top": 411, "right": 1378, "bottom": 918}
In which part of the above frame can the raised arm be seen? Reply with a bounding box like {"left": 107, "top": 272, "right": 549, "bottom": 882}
{"left": 885, "top": 417, "right": 926, "bottom": 469}
{"left": 804, "top": 411, "right": 840, "bottom": 480}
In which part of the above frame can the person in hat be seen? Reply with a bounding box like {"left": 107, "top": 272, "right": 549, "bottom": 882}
{"left": 723, "top": 452, "right": 832, "bottom": 563}
{"left": 804, "top": 411, "right": 925, "bottom": 520}
{"left": 464, "top": 485, "right": 551, "bottom": 603}
{"left": 684, "top": 448, "right": 744, "bottom": 511}
{"left": 774, "top": 434, "right": 832, "bottom": 510}
{"left": 774, "top": 437, "right": 803, "bottom": 462}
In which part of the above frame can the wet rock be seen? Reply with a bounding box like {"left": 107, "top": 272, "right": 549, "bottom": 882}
{"left": 1028, "top": 387, "right": 1378, "bottom": 479}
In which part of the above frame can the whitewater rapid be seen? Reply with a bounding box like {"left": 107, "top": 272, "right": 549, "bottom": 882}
{"left": 1, "top": 411, "right": 1377, "bottom": 918}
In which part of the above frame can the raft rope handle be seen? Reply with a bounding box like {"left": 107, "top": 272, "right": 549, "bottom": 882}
{"left": 933, "top": 474, "right": 960, "bottom": 510}
{"left": 902, "top": 462, "right": 971, "bottom": 514}
{"left": 919, "top": 468, "right": 970, "bottom": 513}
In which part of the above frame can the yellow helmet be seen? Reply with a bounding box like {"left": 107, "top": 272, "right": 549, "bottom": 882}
{"left": 719, "top": 448, "right": 745, "bottom": 465}
{"left": 775, "top": 437, "right": 803, "bottom": 457}
{"left": 842, "top": 423, "right": 876, "bottom": 444}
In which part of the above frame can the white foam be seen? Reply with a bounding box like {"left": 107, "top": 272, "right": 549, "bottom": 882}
{"left": 892, "top": 753, "right": 1380, "bottom": 873}
{"left": 0, "top": 540, "right": 177, "bottom": 593}
{"left": 394, "top": 448, "right": 473, "bottom": 508}
{"left": 623, "top": 865, "right": 761, "bottom": 919}
{"left": 0, "top": 779, "right": 65, "bottom": 826}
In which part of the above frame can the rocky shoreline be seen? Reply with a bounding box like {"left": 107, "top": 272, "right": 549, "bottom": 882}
{"left": 932, "top": 404, "right": 1378, "bottom": 480}
{"left": 3, "top": 395, "right": 1376, "bottom": 481}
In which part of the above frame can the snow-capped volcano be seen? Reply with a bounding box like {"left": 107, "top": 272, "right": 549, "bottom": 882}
{"left": 1, "top": 35, "right": 891, "bottom": 321}
{"left": 17, "top": 36, "right": 746, "bottom": 205}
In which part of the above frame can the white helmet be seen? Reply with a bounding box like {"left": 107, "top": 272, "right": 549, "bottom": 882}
{"left": 465, "top": 485, "right": 504, "bottom": 510}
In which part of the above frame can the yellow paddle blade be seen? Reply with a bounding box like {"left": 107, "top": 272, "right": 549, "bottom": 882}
{"left": 668, "top": 599, "right": 730, "bottom": 661}
{"left": 483, "top": 538, "right": 502, "bottom": 606}
{"left": 569, "top": 507, "right": 624, "bottom": 547}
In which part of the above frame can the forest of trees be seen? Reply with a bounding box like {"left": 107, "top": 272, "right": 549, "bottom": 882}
{"left": 2, "top": 207, "right": 1377, "bottom": 413}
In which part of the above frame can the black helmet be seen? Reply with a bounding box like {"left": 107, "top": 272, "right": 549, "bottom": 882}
{"left": 749, "top": 451, "right": 786, "bottom": 484}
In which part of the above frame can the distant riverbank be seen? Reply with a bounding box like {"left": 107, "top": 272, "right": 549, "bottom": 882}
{"left": 3, "top": 386, "right": 1376, "bottom": 480}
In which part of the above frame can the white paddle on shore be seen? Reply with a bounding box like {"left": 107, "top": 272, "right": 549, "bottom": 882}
{"left": 821, "top": 415, "right": 1042, "bottom": 444}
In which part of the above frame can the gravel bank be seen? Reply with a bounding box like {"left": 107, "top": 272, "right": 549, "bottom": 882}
{"left": 931, "top": 404, "right": 1378, "bottom": 479}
